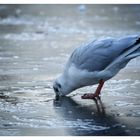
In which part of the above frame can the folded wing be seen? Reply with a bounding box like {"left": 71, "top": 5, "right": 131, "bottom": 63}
{"left": 67, "top": 35, "right": 140, "bottom": 72}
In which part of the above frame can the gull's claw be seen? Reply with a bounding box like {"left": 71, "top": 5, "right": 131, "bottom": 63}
{"left": 81, "top": 93, "right": 99, "bottom": 99}
{"left": 81, "top": 79, "right": 104, "bottom": 99}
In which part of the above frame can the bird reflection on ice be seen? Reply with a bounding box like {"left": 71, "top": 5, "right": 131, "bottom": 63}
{"left": 53, "top": 97, "right": 127, "bottom": 136}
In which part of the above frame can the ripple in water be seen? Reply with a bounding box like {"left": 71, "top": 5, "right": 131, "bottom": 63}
{"left": 3, "top": 33, "right": 46, "bottom": 41}
{"left": 10, "top": 116, "right": 110, "bottom": 131}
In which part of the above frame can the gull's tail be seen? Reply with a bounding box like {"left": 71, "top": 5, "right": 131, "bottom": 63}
{"left": 125, "top": 37, "right": 140, "bottom": 59}
{"left": 105, "top": 35, "right": 140, "bottom": 73}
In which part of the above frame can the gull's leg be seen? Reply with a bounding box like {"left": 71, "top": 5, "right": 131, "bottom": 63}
{"left": 81, "top": 79, "right": 104, "bottom": 99}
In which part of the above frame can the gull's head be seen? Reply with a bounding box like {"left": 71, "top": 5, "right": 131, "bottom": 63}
{"left": 53, "top": 74, "right": 75, "bottom": 97}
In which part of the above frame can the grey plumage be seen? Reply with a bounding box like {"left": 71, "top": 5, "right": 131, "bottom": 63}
{"left": 53, "top": 35, "right": 140, "bottom": 96}
{"left": 67, "top": 35, "right": 140, "bottom": 72}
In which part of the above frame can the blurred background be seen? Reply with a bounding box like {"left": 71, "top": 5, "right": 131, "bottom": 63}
{"left": 0, "top": 4, "right": 140, "bottom": 136}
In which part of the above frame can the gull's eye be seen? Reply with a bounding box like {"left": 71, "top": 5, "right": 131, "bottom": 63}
{"left": 57, "top": 83, "right": 61, "bottom": 88}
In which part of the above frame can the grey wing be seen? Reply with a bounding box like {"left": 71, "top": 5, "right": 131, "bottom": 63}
{"left": 67, "top": 35, "right": 140, "bottom": 72}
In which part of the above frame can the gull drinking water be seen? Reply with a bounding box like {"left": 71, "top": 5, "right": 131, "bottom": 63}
{"left": 53, "top": 35, "right": 140, "bottom": 99}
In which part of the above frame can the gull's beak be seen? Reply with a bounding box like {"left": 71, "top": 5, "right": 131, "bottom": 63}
{"left": 55, "top": 94, "right": 60, "bottom": 101}
{"left": 54, "top": 89, "right": 61, "bottom": 101}
{"left": 53, "top": 86, "right": 60, "bottom": 101}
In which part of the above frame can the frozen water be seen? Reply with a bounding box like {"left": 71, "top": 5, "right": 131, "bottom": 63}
{"left": 0, "top": 4, "right": 140, "bottom": 136}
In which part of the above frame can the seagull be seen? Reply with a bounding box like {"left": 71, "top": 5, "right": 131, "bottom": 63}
{"left": 53, "top": 35, "right": 140, "bottom": 100}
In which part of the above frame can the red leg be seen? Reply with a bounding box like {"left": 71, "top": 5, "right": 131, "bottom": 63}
{"left": 81, "top": 79, "right": 104, "bottom": 99}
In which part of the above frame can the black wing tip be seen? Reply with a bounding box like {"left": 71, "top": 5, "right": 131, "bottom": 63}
{"left": 134, "top": 37, "right": 140, "bottom": 46}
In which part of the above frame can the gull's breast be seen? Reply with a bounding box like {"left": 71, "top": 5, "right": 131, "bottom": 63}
{"left": 67, "top": 64, "right": 100, "bottom": 87}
